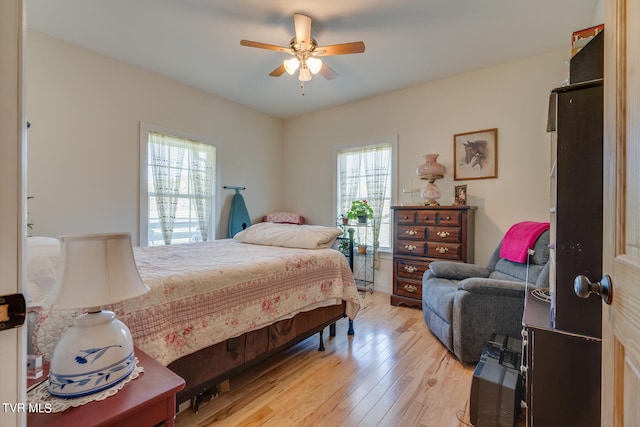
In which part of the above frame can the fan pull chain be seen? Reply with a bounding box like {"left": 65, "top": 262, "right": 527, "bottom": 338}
{"left": 300, "top": 81, "right": 305, "bottom": 96}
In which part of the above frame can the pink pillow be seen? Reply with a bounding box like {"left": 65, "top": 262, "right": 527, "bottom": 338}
{"left": 261, "top": 212, "right": 306, "bottom": 225}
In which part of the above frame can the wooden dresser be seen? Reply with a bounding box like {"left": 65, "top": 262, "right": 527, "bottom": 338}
{"left": 390, "top": 205, "right": 476, "bottom": 308}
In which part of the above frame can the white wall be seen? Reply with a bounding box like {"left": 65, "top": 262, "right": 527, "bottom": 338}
{"left": 283, "top": 49, "right": 570, "bottom": 293}
{"left": 594, "top": 0, "right": 605, "bottom": 24}
{"left": 26, "top": 31, "right": 284, "bottom": 244}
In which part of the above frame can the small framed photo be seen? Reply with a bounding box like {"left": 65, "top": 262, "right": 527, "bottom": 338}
{"left": 454, "top": 128, "right": 498, "bottom": 180}
{"left": 454, "top": 185, "right": 467, "bottom": 205}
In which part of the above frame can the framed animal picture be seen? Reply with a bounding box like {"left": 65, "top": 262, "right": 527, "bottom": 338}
{"left": 453, "top": 128, "right": 498, "bottom": 180}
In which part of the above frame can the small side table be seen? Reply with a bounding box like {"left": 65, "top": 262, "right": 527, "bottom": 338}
{"left": 27, "top": 347, "right": 185, "bottom": 427}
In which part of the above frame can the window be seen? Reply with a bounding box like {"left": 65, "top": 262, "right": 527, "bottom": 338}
{"left": 139, "top": 124, "right": 218, "bottom": 246}
{"left": 336, "top": 138, "right": 396, "bottom": 251}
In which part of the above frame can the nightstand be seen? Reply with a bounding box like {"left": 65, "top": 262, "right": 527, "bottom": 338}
{"left": 27, "top": 347, "right": 185, "bottom": 427}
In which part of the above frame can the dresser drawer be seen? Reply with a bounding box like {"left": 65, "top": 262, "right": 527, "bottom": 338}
{"left": 415, "top": 209, "right": 462, "bottom": 226}
{"left": 426, "top": 242, "right": 462, "bottom": 260}
{"left": 394, "top": 240, "right": 427, "bottom": 256}
{"left": 395, "top": 258, "right": 431, "bottom": 280}
{"left": 427, "top": 226, "right": 462, "bottom": 243}
{"left": 397, "top": 225, "right": 428, "bottom": 240}
{"left": 414, "top": 210, "right": 439, "bottom": 225}
{"left": 395, "top": 210, "right": 418, "bottom": 224}
{"left": 395, "top": 279, "right": 423, "bottom": 299}
{"left": 434, "top": 210, "right": 462, "bottom": 226}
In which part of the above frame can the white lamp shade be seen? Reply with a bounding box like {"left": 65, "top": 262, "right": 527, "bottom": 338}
{"left": 50, "top": 232, "right": 149, "bottom": 310}
{"left": 298, "top": 67, "right": 312, "bottom": 82}
{"left": 307, "top": 57, "right": 323, "bottom": 74}
{"left": 283, "top": 57, "right": 300, "bottom": 75}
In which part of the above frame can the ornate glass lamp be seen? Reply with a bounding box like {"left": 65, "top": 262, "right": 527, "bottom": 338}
{"left": 47, "top": 233, "right": 149, "bottom": 398}
{"left": 416, "top": 153, "right": 447, "bottom": 206}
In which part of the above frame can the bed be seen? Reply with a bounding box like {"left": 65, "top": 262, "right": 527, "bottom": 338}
{"left": 26, "top": 221, "right": 360, "bottom": 408}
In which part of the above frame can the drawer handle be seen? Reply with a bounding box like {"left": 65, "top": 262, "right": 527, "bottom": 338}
{"left": 436, "top": 246, "right": 448, "bottom": 254}
{"left": 444, "top": 216, "right": 451, "bottom": 220}
{"left": 404, "top": 244, "right": 417, "bottom": 251}
{"left": 404, "top": 284, "right": 418, "bottom": 293}
{"left": 405, "top": 229, "right": 418, "bottom": 236}
{"left": 403, "top": 265, "right": 418, "bottom": 273}
{"left": 436, "top": 231, "right": 450, "bottom": 238}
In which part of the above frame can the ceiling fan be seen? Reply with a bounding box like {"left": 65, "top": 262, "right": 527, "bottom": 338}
{"left": 240, "top": 13, "right": 365, "bottom": 87}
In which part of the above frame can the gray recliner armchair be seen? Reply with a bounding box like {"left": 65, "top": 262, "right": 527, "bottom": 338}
{"left": 422, "top": 230, "right": 550, "bottom": 363}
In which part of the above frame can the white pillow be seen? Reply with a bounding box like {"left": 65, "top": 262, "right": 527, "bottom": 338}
{"left": 26, "top": 236, "right": 60, "bottom": 306}
{"left": 233, "top": 222, "right": 343, "bottom": 249}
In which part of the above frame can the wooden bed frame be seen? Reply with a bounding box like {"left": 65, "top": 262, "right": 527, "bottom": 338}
{"left": 166, "top": 229, "right": 357, "bottom": 410}
{"left": 168, "top": 302, "right": 354, "bottom": 410}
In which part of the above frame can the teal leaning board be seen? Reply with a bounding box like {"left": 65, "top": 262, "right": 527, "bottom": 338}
{"left": 228, "top": 191, "right": 251, "bottom": 237}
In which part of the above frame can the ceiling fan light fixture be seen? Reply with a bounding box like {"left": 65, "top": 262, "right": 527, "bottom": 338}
{"left": 283, "top": 57, "right": 300, "bottom": 75}
{"left": 240, "top": 13, "right": 366, "bottom": 89}
{"left": 298, "top": 67, "right": 312, "bottom": 82}
{"left": 307, "top": 57, "right": 323, "bottom": 74}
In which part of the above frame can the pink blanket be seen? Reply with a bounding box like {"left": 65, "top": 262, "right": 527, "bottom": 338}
{"left": 499, "top": 221, "right": 550, "bottom": 263}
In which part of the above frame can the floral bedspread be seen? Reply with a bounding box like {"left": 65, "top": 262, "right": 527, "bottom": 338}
{"left": 32, "top": 239, "right": 360, "bottom": 366}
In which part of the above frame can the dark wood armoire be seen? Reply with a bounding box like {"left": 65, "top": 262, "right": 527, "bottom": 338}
{"left": 522, "top": 30, "right": 604, "bottom": 427}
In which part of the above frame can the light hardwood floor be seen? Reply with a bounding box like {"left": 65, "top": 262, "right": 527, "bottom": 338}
{"left": 176, "top": 291, "right": 476, "bottom": 427}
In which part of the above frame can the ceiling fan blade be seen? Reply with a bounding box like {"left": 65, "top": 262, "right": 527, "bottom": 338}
{"left": 316, "top": 41, "right": 366, "bottom": 56}
{"left": 240, "top": 39, "right": 291, "bottom": 53}
{"left": 319, "top": 63, "right": 338, "bottom": 80}
{"left": 269, "top": 64, "right": 286, "bottom": 77}
{"left": 293, "top": 13, "right": 312, "bottom": 46}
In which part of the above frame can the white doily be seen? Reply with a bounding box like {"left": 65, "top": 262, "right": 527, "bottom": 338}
{"left": 27, "top": 358, "right": 144, "bottom": 413}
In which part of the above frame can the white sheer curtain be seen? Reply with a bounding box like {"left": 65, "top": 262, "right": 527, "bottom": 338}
{"left": 189, "top": 142, "right": 215, "bottom": 242}
{"left": 338, "top": 151, "right": 361, "bottom": 216}
{"left": 364, "top": 145, "right": 391, "bottom": 267}
{"left": 337, "top": 143, "right": 392, "bottom": 267}
{"left": 149, "top": 132, "right": 186, "bottom": 245}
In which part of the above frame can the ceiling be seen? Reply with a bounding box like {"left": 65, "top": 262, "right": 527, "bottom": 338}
{"left": 26, "top": 0, "right": 600, "bottom": 119}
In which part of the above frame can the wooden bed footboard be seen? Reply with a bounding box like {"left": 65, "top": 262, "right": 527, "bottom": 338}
{"left": 167, "top": 302, "right": 353, "bottom": 410}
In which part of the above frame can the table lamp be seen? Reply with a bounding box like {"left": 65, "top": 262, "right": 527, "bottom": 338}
{"left": 47, "top": 233, "right": 149, "bottom": 398}
{"left": 417, "top": 153, "right": 447, "bottom": 206}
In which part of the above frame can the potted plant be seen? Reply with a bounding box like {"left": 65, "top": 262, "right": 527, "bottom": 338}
{"left": 357, "top": 243, "right": 368, "bottom": 255}
{"left": 337, "top": 213, "right": 349, "bottom": 225}
{"left": 337, "top": 238, "right": 351, "bottom": 256}
{"left": 347, "top": 199, "right": 374, "bottom": 224}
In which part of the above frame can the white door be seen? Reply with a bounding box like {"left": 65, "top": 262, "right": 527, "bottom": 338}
{"left": 601, "top": 0, "right": 640, "bottom": 425}
{"left": 0, "top": 0, "right": 27, "bottom": 426}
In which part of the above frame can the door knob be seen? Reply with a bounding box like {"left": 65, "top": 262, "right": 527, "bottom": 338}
{"left": 573, "top": 275, "right": 612, "bottom": 305}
